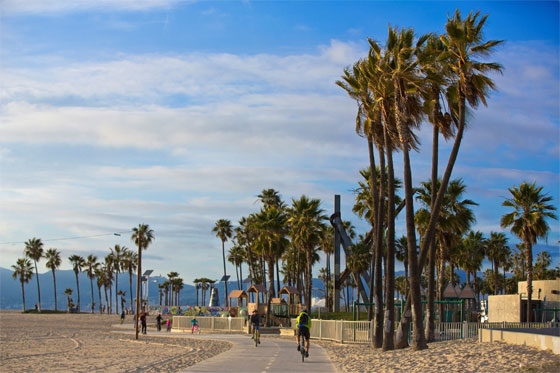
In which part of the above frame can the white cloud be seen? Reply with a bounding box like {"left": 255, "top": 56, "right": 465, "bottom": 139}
{"left": 2, "top": 0, "right": 183, "bottom": 15}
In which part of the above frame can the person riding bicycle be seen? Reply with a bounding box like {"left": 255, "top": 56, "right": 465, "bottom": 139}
{"left": 296, "top": 309, "right": 311, "bottom": 357}
{"left": 250, "top": 310, "right": 261, "bottom": 344}
{"left": 191, "top": 317, "right": 199, "bottom": 334}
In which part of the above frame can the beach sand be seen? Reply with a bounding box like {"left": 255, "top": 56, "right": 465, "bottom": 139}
{"left": 0, "top": 311, "right": 231, "bottom": 372}
{"left": 2, "top": 311, "right": 559, "bottom": 372}
{"left": 316, "top": 338, "right": 560, "bottom": 372}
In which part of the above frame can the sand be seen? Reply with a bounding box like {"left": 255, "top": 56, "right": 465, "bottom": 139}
{"left": 315, "top": 338, "right": 560, "bottom": 372}
{"left": 0, "top": 311, "right": 231, "bottom": 372}
{"left": 2, "top": 311, "right": 559, "bottom": 372}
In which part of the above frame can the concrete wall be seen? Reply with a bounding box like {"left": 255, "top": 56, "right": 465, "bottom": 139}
{"left": 488, "top": 294, "right": 521, "bottom": 322}
{"left": 518, "top": 278, "right": 560, "bottom": 305}
{"left": 480, "top": 328, "right": 560, "bottom": 355}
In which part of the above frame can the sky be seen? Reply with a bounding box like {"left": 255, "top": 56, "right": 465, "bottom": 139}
{"left": 1, "top": 0, "right": 559, "bottom": 284}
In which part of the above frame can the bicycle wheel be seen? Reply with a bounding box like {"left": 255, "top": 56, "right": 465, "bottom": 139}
{"left": 300, "top": 341, "right": 305, "bottom": 362}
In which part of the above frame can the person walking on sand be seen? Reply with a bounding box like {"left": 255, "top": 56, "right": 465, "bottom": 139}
{"left": 166, "top": 319, "right": 171, "bottom": 332}
{"left": 120, "top": 310, "right": 125, "bottom": 324}
{"left": 156, "top": 314, "right": 162, "bottom": 331}
{"left": 140, "top": 311, "right": 147, "bottom": 334}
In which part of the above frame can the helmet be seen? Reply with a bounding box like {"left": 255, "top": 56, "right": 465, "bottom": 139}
{"left": 301, "top": 309, "right": 307, "bottom": 313}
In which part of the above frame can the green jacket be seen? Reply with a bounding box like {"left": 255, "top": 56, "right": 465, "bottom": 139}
{"left": 296, "top": 311, "right": 311, "bottom": 329}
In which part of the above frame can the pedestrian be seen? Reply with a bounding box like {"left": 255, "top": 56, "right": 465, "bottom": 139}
{"left": 156, "top": 314, "right": 162, "bottom": 331}
{"left": 166, "top": 319, "right": 171, "bottom": 332}
{"left": 140, "top": 311, "right": 147, "bottom": 334}
{"left": 120, "top": 310, "right": 125, "bottom": 324}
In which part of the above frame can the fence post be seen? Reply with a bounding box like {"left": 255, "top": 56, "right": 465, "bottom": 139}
{"left": 212, "top": 317, "right": 215, "bottom": 331}
{"left": 370, "top": 319, "right": 374, "bottom": 344}
{"left": 319, "top": 319, "right": 322, "bottom": 340}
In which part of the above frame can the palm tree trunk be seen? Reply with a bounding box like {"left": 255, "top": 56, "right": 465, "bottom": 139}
{"left": 109, "top": 285, "right": 112, "bottom": 314}
{"left": 21, "top": 281, "right": 26, "bottom": 311}
{"left": 396, "top": 91, "right": 468, "bottom": 349}
{"left": 276, "top": 260, "right": 281, "bottom": 295}
{"left": 33, "top": 260, "right": 41, "bottom": 312}
{"left": 90, "top": 276, "right": 95, "bottom": 313}
{"left": 52, "top": 269, "right": 58, "bottom": 312}
{"left": 425, "top": 125, "right": 439, "bottom": 342}
{"left": 115, "top": 272, "right": 119, "bottom": 314}
{"left": 221, "top": 240, "right": 228, "bottom": 307}
{"left": 383, "top": 130, "right": 396, "bottom": 350}
{"left": 305, "top": 249, "right": 313, "bottom": 310}
{"left": 135, "top": 239, "right": 142, "bottom": 340}
{"left": 129, "top": 270, "right": 133, "bottom": 313}
{"left": 366, "top": 135, "right": 380, "bottom": 322}
{"left": 240, "top": 263, "right": 244, "bottom": 292}
{"left": 75, "top": 271, "right": 81, "bottom": 312}
{"left": 525, "top": 240, "right": 533, "bottom": 322}
{"left": 373, "top": 145, "right": 385, "bottom": 348}
{"left": 402, "top": 144, "right": 427, "bottom": 350}
{"left": 266, "top": 258, "right": 275, "bottom": 326}
{"left": 97, "top": 283, "right": 102, "bottom": 313}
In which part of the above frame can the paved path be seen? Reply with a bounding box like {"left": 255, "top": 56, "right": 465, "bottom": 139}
{"left": 181, "top": 334, "right": 336, "bottom": 373}
{"left": 112, "top": 325, "right": 337, "bottom": 373}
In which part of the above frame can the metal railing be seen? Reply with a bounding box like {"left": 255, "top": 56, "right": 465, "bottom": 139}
{"left": 173, "top": 316, "right": 245, "bottom": 332}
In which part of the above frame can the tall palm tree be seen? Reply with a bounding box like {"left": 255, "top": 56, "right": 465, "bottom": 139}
{"left": 104, "top": 254, "right": 115, "bottom": 313}
{"left": 131, "top": 223, "right": 154, "bottom": 339}
{"left": 12, "top": 258, "right": 34, "bottom": 312}
{"left": 288, "top": 195, "right": 327, "bottom": 311}
{"left": 110, "top": 244, "right": 126, "bottom": 314}
{"left": 167, "top": 272, "right": 179, "bottom": 305}
{"left": 228, "top": 245, "right": 245, "bottom": 291}
{"left": 121, "top": 249, "right": 137, "bottom": 313}
{"left": 84, "top": 254, "right": 98, "bottom": 313}
{"left": 68, "top": 255, "right": 85, "bottom": 312}
{"left": 252, "top": 206, "right": 289, "bottom": 324}
{"left": 486, "top": 232, "right": 508, "bottom": 295}
{"left": 395, "top": 236, "right": 409, "bottom": 298}
{"left": 94, "top": 266, "right": 105, "bottom": 313}
{"left": 24, "top": 237, "right": 44, "bottom": 312}
{"left": 461, "top": 231, "right": 486, "bottom": 307}
{"left": 212, "top": 219, "right": 233, "bottom": 307}
{"left": 346, "top": 239, "right": 372, "bottom": 305}
{"left": 501, "top": 182, "right": 557, "bottom": 322}
{"left": 45, "top": 248, "right": 62, "bottom": 311}
{"left": 64, "top": 288, "right": 74, "bottom": 312}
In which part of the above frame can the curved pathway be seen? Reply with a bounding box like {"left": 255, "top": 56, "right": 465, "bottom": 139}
{"left": 112, "top": 324, "right": 337, "bottom": 373}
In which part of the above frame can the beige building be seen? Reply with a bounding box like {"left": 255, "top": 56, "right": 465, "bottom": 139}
{"left": 487, "top": 278, "right": 560, "bottom": 322}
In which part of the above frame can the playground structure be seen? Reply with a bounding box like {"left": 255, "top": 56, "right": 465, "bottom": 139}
{"left": 247, "top": 284, "right": 267, "bottom": 315}
{"left": 228, "top": 290, "right": 248, "bottom": 317}
{"left": 279, "top": 285, "right": 302, "bottom": 316}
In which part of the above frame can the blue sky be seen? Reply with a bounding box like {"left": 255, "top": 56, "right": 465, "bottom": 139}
{"left": 1, "top": 1, "right": 559, "bottom": 282}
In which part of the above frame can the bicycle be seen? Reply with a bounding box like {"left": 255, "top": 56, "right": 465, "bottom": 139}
{"left": 191, "top": 323, "right": 200, "bottom": 334}
{"left": 252, "top": 325, "right": 260, "bottom": 347}
{"left": 299, "top": 335, "right": 306, "bottom": 362}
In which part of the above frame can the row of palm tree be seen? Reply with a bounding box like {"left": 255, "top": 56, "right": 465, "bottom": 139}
{"left": 192, "top": 277, "right": 216, "bottom": 307}
{"left": 336, "top": 9, "right": 557, "bottom": 350}
{"left": 213, "top": 189, "right": 330, "bottom": 325}
{"left": 11, "top": 224, "right": 155, "bottom": 322}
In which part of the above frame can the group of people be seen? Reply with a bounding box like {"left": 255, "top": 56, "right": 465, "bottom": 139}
{"left": 250, "top": 308, "right": 311, "bottom": 358}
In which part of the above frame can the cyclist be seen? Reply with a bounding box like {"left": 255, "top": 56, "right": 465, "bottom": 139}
{"left": 250, "top": 310, "right": 261, "bottom": 344}
{"left": 191, "top": 317, "right": 200, "bottom": 334}
{"left": 296, "top": 309, "right": 311, "bottom": 357}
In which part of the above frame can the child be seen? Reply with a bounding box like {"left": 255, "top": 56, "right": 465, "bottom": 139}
{"left": 166, "top": 319, "right": 171, "bottom": 332}
{"left": 191, "top": 317, "right": 199, "bottom": 334}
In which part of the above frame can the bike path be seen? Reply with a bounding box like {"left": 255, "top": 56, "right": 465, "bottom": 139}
{"left": 181, "top": 333, "right": 337, "bottom": 373}
{"left": 111, "top": 325, "right": 337, "bottom": 373}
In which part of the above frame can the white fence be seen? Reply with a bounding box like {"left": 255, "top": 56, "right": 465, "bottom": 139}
{"left": 292, "top": 319, "right": 560, "bottom": 344}
{"left": 173, "top": 316, "right": 245, "bottom": 332}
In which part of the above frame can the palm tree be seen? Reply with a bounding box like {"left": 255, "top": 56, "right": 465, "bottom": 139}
{"left": 288, "top": 195, "right": 327, "bottom": 311}
{"left": 68, "top": 255, "right": 85, "bottom": 312}
{"left": 104, "top": 254, "right": 115, "bottom": 313}
{"left": 212, "top": 219, "right": 233, "bottom": 307}
{"left": 228, "top": 245, "right": 245, "bottom": 291}
{"left": 501, "top": 182, "right": 557, "bottom": 322}
{"left": 121, "top": 249, "right": 137, "bottom": 313}
{"left": 346, "top": 239, "right": 372, "bottom": 305}
{"left": 84, "top": 254, "right": 98, "bottom": 313}
{"left": 45, "top": 248, "right": 62, "bottom": 311}
{"left": 24, "top": 237, "right": 44, "bottom": 312}
{"left": 167, "top": 272, "right": 179, "bottom": 305}
{"left": 461, "top": 231, "right": 486, "bottom": 307}
{"left": 94, "top": 266, "right": 105, "bottom": 313}
{"left": 12, "top": 258, "right": 34, "bottom": 311}
{"left": 64, "top": 288, "right": 74, "bottom": 312}
{"left": 162, "top": 280, "right": 170, "bottom": 306}
{"left": 486, "top": 232, "right": 508, "bottom": 295}
{"left": 131, "top": 223, "right": 154, "bottom": 339}
{"left": 110, "top": 244, "right": 126, "bottom": 314}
